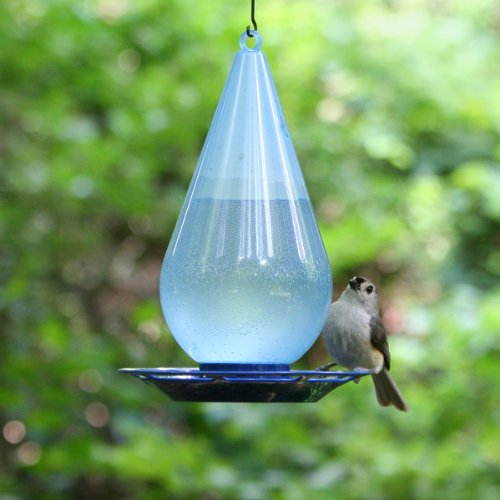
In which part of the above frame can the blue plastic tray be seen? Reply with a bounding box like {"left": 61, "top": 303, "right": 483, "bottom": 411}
{"left": 119, "top": 366, "right": 374, "bottom": 403}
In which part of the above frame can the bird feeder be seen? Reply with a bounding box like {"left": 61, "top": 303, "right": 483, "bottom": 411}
{"left": 120, "top": 25, "right": 372, "bottom": 402}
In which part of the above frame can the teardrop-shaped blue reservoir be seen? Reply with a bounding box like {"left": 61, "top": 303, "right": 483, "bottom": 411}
{"left": 160, "top": 32, "right": 332, "bottom": 365}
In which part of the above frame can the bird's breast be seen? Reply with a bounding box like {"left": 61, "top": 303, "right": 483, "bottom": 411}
{"left": 323, "top": 302, "right": 382, "bottom": 370}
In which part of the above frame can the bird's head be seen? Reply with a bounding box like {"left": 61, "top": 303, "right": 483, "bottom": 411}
{"left": 343, "top": 276, "right": 379, "bottom": 310}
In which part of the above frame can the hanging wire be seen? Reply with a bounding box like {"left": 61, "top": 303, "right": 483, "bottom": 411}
{"left": 246, "top": 0, "right": 258, "bottom": 37}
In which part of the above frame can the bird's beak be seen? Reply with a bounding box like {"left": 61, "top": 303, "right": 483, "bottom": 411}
{"left": 348, "top": 278, "right": 358, "bottom": 290}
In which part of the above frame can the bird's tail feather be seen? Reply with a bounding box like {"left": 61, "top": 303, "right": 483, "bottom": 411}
{"left": 372, "top": 369, "right": 408, "bottom": 412}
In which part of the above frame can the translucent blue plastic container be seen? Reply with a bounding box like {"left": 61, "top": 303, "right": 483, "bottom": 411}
{"left": 160, "top": 31, "right": 332, "bottom": 365}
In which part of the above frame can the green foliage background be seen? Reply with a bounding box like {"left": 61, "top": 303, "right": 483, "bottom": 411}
{"left": 1, "top": 0, "right": 499, "bottom": 498}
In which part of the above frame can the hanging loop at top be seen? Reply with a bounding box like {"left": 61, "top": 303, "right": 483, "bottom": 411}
{"left": 240, "top": 30, "right": 262, "bottom": 51}
{"left": 246, "top": 0, "right": 258, "bottom": 37}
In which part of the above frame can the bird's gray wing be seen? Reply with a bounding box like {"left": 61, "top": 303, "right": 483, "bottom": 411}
{"left": 369, "top": 315, "right": 391, "bottom": 370}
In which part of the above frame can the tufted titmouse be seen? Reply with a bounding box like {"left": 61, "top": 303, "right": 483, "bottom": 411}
{"left": 321, "top": 276, "right": 408, "bottom": 411}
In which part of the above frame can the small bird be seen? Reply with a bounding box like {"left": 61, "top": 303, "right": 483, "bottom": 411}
{"left": 321, "top": 276, "right": 408, "bottom": 411}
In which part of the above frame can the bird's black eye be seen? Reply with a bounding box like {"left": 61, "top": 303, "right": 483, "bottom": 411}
{"left": 366, "top": 285, "right": 374, "bottom": 294}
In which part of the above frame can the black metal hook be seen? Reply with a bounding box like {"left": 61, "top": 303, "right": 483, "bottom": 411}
{"left": 246, "top": 0, "right": 258, "bottom": 37}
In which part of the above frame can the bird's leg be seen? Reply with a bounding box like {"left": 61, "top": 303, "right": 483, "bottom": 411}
{"left": 316, "top": 362, "right": 337, "bottom": 371}
{"left": 352, "top": 366, "right": 371, "bottom": 384}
